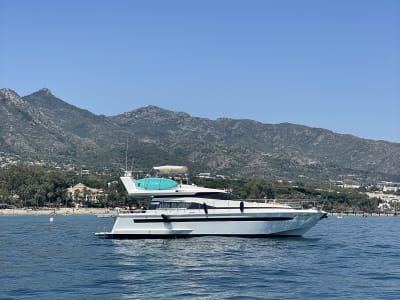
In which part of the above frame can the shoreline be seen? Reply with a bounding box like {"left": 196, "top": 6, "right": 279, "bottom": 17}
{"left": 0, "top": 208, "right": 398, "bottom": 217}
{"left": 0, "top": 207, "right": 113, "bottom": 216}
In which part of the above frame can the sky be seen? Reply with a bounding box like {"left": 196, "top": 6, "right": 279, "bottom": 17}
{"left": 1, "top": 0, "right": 399, "bottom": 142}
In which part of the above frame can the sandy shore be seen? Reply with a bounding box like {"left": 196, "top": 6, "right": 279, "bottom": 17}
{"left": 2, "top": 208, "right": 397, "bottom": 217}
{"left": 0, "top": 207, "right": 114, "bottom": 216}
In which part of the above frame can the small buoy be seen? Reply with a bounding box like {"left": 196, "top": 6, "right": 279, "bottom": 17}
{"left": 49, "top": 211, "right": 56, "bottom": 222}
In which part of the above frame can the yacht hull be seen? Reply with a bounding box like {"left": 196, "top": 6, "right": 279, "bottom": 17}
{"left": 96, "top": 209, "right": 326, "bottom": 239}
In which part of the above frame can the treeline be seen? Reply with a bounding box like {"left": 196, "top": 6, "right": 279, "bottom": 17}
{"left": 192, "top": 177, "right": 381, "bottom": 212}
{"left": 0, "top": 165, "right": 381, "bottom": 212}
{"left": 0, "top": 165, "right": 128, "bottom": 208}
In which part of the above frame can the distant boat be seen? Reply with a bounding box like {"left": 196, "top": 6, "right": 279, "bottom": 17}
{"left": 96, "top": 166, "right": 327, "bottom": 239}
{"left": 96, "top": 213, "right": 115, "bottom": 218}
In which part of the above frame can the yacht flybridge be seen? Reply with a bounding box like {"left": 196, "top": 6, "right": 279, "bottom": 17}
{"left": 96, "top": 166, "right": 327, "bottom": 238}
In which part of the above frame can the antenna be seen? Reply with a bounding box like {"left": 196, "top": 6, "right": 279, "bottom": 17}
{"left": 125, "top": 138, "right": 128, "bottom": 172}
{"left": 130, "top": 158, "right": 134, "bottom": 172}
{"left": 124, "top": 138, "right": 132, "bottom": 177}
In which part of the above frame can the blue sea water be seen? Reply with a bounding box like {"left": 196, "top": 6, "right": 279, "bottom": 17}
{"left": 0, "top": 215, "right": 399, "bottom": 299}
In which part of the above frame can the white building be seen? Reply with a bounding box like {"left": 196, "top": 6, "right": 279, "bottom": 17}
{"left": 67, "top": 183, "right": 104, "bottom": 203}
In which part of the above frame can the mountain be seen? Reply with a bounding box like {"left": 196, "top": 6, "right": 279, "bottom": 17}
{"left": 0, "top": 88, "right": 186, "bottom": 168}
{"left": 1, "top": 87, "right": 400, "bottom": 183}
{"left": 23, "top": 88, "right": 121, "bottom": 141}
{"left": 0, "top": 88, "right": 98, "bottom": 164}
{"left": 21, "top": 88, "right": 133, "bottom": 165}
{"left": 111, "top": 106, "right": 400, "bottom": 181}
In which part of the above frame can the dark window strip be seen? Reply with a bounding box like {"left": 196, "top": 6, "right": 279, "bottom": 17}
{"left": 134, "top": 216, "right": 293, "bottom": 223}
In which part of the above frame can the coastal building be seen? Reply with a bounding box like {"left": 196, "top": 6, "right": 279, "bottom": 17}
{"left": 380, "top": 181, "right": 400, "bottom": 193}
{"left": 197, "top": 172, "right": 211, "bottom": 178}
{"left": 367, "top": 191, "right": 400, "bottom": 212}
{"left": 81, "top": 169, "right": 91, "bottom": 175}
{"left": 67, "top": 183, "right": 104, "bottom": 204}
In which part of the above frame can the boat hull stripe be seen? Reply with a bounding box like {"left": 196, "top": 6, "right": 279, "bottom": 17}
{"left": 133, "top": 216, "right": 293, "bottom": 223}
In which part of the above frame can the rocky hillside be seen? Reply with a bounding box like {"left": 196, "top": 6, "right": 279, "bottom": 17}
{"left": 111, "top": 106, "right": 400, "bottom": 179}
{"left": 1, "top": 88, "right": 400, "bottom": 183}
{"left": 0, "top": 88, "right": 97, "bottom": 164}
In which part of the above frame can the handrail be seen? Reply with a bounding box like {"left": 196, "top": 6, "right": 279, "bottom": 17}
{"left": 243, "top": 198, "right": 325, "bottom": 209}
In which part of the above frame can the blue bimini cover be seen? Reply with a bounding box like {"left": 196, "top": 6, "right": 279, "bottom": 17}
{"left": 135, "top": 178, "right": 178, "bottom": 190}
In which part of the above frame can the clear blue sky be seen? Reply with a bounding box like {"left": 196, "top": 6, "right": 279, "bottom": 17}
{"left": 1, "top": 0, "right": 399, "bottom": 142}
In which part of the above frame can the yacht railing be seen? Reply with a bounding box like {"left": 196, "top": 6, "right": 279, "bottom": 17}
{"left": 244, "top": 199, "right": 325, "bottom": 210}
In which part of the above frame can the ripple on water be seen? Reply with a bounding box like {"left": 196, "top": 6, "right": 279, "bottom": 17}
{"left": 1, "top": 215, "right": 400, "bottom": 299}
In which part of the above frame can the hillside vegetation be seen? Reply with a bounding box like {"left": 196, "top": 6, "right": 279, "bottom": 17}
{"left": 0, "top": 165, "right": 381, "bottom": 212}
{"left": 1, "top": 87, "right": 399, "bottom": 185}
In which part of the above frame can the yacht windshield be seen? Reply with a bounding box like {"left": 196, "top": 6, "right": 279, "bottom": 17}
{"left": 194, "top": 192, "right": 240, "bottom": 200}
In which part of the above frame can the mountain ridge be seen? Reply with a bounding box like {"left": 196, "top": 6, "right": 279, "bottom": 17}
{"left": 1, "top": 87, "right": 399, "bottom": 183}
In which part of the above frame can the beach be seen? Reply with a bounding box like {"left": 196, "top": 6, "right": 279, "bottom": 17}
{"left": 0, "top": 207, "right": 112, "bottom": 216}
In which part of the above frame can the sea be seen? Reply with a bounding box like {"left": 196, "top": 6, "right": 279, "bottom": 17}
{"left": 0, "top": 215, "right": 399, "bottom": 300}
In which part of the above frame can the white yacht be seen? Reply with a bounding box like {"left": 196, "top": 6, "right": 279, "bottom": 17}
{"left": 96, "top": 166, "right": 327, "bottom": 238}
